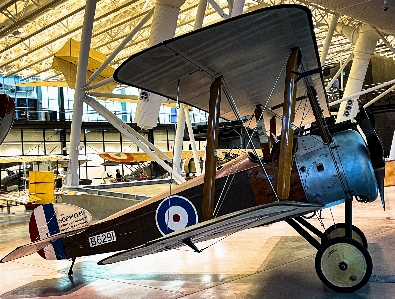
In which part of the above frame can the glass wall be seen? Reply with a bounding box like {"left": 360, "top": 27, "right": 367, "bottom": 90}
{"left": 0, "top": 126, "right": 207, "bottom": 185}
{"left": 1, "top": 74, "right": 208, "bottom": 125}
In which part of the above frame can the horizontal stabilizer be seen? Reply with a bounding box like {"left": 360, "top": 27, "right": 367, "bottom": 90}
{"left": 1, "top": 228, "right": 86, "bottom": 263}
{"left": 99, "top": 201, "right": 322, "bottom": 265}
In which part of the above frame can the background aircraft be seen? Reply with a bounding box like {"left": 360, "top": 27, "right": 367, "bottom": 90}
{"left": 0, "top": 5, "right": 385, "bottom": 293}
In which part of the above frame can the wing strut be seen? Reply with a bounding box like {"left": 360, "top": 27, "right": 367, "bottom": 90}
{"left": 202, "top": 77, "right": 221, "bottom": 221}
{"left": 306, "top": 86, "right": 332, "bottom": 144}
{"left": 277, "top": 48, "right": 301, "bottom": 200}
{"left": 254, "top": 105, "right": 271, "bottom": 161}
{"left": 182, "top": 238, "right": 201, "bottom": 253}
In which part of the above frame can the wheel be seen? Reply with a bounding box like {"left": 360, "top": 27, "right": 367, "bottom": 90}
{"left": 322, "top": 223, "right": 368, "bottom": 249}
{"left": 315, "top": 237, "right": 373, "bottom": 293}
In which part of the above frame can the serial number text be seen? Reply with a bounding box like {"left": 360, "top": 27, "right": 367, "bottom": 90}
{"left": 89, "top": 231, "right": 116, "bottom": 247}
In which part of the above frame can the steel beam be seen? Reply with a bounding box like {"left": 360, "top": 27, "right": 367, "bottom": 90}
{"left": 83, "top": 96, "right": 185, "bottom": 184}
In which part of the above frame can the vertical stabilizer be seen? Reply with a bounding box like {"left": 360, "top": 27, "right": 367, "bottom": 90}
{"left": 29, "top": 203, "right": 92, "bottom": 260}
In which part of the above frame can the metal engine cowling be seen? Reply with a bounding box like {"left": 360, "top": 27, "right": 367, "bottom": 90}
{"left": 294, "top": 130, "right": 378, "bottom": 206}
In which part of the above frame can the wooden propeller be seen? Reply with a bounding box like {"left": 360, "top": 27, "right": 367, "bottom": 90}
{"left": 277, "top": 48, "right": 300, "bottom": 200}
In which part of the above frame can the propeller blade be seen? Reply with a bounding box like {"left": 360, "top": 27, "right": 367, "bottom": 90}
{"left": 355, "top": 106, "right": 385, "bottom": 209}
{"left": 374, "top": 167, "right": 385, "bottom": 210}
{"left": 355, "top": 107, "right": 385, "bottom": 170}
{"left": 277, "top": 48, "right": 300, "bottom": 200}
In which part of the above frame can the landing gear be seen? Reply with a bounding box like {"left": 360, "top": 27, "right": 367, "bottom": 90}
{"left": 322, "top": 223, "right": 368, "bottom": 248}
{"left": 286, "top": 199, "right": 372, "bottom": 292}
{"left": 315, "top": 237, "right": 372, "bottom": 293}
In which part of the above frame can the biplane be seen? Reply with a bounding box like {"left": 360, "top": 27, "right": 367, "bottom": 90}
{"left": 99, "top": 149, "right": 259, "bottom": 177}
{"left": 0, "top": 5, "right": 385, "bottom": 293}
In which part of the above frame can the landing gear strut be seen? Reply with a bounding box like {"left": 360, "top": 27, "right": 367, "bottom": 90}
{"left": 286, "top": 199, "right": 372, "bottom": 292}
{"left": 322, "top": 223, "right": 368, "bottom": 248}
{"left": 68, "top": 257, "right": 76, "bottom": 277}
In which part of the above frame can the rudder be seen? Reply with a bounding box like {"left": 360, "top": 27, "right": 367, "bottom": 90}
{"left": 29, "top": 203, "right": 92, "bottom": 260}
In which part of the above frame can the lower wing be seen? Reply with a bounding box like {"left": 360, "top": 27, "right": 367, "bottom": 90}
{"left": 99, "top": 201, "right": 323, "bottom": 265}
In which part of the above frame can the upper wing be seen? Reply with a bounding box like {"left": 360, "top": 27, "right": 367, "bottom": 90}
{"left": 114, "top": 5, "right": 329, "bottom": 133}
{"left": 98, "top": 201, "right": 322, "bottom": 265}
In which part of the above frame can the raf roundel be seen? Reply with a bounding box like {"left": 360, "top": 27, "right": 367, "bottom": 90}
{"left": 155, "top": 195, "right": 198, "bottom": 236}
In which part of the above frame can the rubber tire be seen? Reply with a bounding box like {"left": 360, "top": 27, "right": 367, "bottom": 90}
{"left": 315, "top": 237, "right": 373, "bottom": 293}
{"left": 322, "top": 223, "right": 368, "bottom": 249}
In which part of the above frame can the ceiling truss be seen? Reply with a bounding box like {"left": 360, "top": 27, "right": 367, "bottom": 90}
{"left": 0, "top": 0, "right": 394, "bottom": 81}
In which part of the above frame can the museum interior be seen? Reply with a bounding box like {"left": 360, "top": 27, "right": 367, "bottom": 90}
{"left": 1, "top": 0, "right": 395, "bottom": 298}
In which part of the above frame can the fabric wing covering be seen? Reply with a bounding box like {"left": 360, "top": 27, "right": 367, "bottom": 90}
{"left": 114, "top": 5, "right": 329, "bottom": 133}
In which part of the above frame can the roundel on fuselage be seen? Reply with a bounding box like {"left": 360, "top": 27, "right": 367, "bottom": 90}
{"left": 155, "top": 195, "right": 198, "bottom": 236}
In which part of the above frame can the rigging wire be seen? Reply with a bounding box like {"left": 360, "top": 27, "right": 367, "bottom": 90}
{"left": 250, "top": 50, "right": 292, "bottom": 147}
{"left": 221, "top": 77, "right": 279, "bottom": 201}
{"left": 198, "top": 215, "right": 269, "bottom": 252}
{"left": 164, "top": 78, "right": 182, "bottom": 234}
{"left": 169, "top": 78, "right": 182, "bottom": 196}
{"left": 213, "top": 155, "right": 243, "bottom": 217}
{"left": 211, "top": 54, "right": 289, "bottom": 214}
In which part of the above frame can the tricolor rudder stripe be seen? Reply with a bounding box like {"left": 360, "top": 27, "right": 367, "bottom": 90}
{"left": 29, "top": 204, "right": 66, "bottom": 260}
{"left": 29, "top": 203, "right": 92, "bottom": 260}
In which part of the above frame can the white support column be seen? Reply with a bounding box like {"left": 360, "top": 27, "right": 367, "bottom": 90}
{"left": 207, "top": 0, "right": 228, "bottom": 19}
{"left": 65, "top": 0, "right": 97, "bottom": 188}
{"left": 335, "top": 24, "right": 379, "bottom": 123}
{"left": 173, "top": 105, "right": 186, "bottom": 175}
{"left": 83, "top": 96, "right": 185, "bottom": 184}
{"left": 194, "top": 0, "right": 207, "bottom": 30}
{"left": 320, "top": 13, "right": 339, "bottom": 67}
{"left": 230, "top": 0, "right": 244, "bottom": 17}
{"left": 227, "top": 0, "right": 233, "bottom": 17}
{"left": 135, "top": 0, "right": 185, "bottom": 130}
{"left": 184, "top": 105, "right": 202, "bottom": 175}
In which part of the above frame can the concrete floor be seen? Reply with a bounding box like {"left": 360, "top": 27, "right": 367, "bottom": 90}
{"left": 1, "top": 187, "right": 395, "bottom": 298}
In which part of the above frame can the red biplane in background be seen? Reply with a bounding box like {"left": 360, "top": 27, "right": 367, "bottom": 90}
{"left": 0, "top": 5, "right": 385, "bottom": 293}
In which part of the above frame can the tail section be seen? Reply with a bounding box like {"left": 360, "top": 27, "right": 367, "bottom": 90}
{"left": 27, "top": 203, "right": 92, "bottom": 261}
